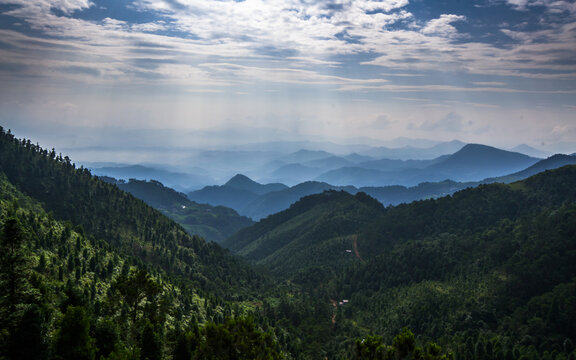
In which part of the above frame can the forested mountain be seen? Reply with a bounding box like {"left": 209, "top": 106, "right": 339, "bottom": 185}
{"left": 0, "top": 127, "right": 343, "bottom": 359}
{"left": 226, "top": 165, "right": 576, "bottom": 359}
{"left": 2, "top": 126, "right": 576, "bottom": 359}
{"left": 224, "top": 191, "right": 385, "bottom": 281}
{"left": 107, "top": 178, "right": 253, "bottom": 243}
{"left": 241, "top": 181, "right": 358, "bottom": 220}
{"left": 0, "top": 128, "right": 262, "bottom": 297}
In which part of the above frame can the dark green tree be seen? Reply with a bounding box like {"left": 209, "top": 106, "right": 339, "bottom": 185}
{"left": 0, "top": 217, "right": 29, "bottom": 315}
{"left": 140, "top": 321, "right": 162, "bottom": 360}
{"left": 53, "top": 306, "right": 97, "bottom": 360}
{"left": 115, "top": 269, "right": 162, "bottom": 326}
{"left": 8, "top": 304, "right": 49, "bottom": 360}
{"left": 93, "top": 319, "right": 120, "bottom": 359}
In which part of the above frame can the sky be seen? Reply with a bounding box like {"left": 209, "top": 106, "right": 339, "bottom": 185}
{"left": 0, "top": 0, "right": 575, "bottom": 162}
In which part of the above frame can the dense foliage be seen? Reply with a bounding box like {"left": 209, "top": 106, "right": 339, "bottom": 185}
{"left": 2, "top": 126, "right": 576, "bottom": 359}
{"left": 0, "top": 128, "right": 331, "bottom": 359}
{"left": 109, "top": 178, "right": 253, "bottom": 243}
{"left": 227, "top": 165, "right": 576, "bottom": 359}
{"left": 0, "top": 127, "right": 262, "bottom": 298}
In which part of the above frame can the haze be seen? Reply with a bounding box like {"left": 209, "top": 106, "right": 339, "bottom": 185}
{"left": 1, "top": 0, "right": 575, "bottom": 166}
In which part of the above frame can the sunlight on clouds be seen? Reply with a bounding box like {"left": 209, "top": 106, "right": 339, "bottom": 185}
{"left": 0, "top": 0, "right": 575, "bottom": 148}
{"left": 421, "top": 14, "right": 466, "bottom": 37}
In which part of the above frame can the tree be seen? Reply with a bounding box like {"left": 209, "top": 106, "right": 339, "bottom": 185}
{"left": 140, "top": 321, "right": 162, "bottom": 360}
{"left": 0, "top": 217, "right": 30, "bottom": 315}
{"left": 9, "top": 304, "right": 49, "bottom": 360}
{"left": 53, "top": 306, "right": 97, "bottom": 360}
{"left": 115, "top": 269, "right": 162, "bottom": 326}
{"left": 355, "top": 328, "right": 454, "bottom": 360}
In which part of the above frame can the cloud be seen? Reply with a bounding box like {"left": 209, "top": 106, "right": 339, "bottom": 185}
{"left": 421, "top": 14, "right": 467, "bottom": 37}
{"left": 505, "top": 0, "right": 576, "bottom": 13}
{"left": 414, "top": 112, "right": 469, "bottom": 132}
{"left": 0, "top": 0, "right": 575, "bottom": 98}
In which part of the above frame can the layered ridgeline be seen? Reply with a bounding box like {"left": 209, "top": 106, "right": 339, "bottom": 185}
{"left": 225, "top": 166, "right": 576, "bottom": 359}
{"left": 191, "top": 151, "right": 576, "bottom": 221}
{"left": 0, "top": 129, "right": 261, "bottom": 297}
{"left": 0, "top": 128, "right": 342, "bottom": 359}
{"left": 101, "top": 177, "right": 253, "bottom": 243}
{"left": 0, "top": 173, "right": 285, "bottom": 359}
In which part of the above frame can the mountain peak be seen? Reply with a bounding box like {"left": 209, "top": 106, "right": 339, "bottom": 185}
{"left": 225, "top": 174, "right": 259, "bottom": 188}
{"left": 452, "top": 143, "right": 532, "bottom": 160}
{"left": 428, "top": 143, "right": 539, "bottom": 181}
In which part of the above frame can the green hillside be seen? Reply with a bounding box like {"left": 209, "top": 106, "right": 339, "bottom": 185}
{"left": 3, "top": 125, "right": 576, "bottom": 359}
{"left": 227, "top": 166, "right": 576, "bottom": 359}
{"left": 0, "top": 128, "right": 265, "bottom": 298}
{"left": 112, "top": 178, "right": 253, "bottom": 243}
{"left": 0, "top": 127, "right": 340, "bottom": 359}
{"left": 0, "top": 171, "right": 287, "bottom": 359}
{"left": 224, "top": 191, "right": 385, "bottom": 282}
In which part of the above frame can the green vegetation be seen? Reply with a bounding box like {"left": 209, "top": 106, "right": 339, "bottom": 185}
{"left": 224, "top": 190, "right": 385, "bottom": 281}
{"left": 0, "top": 127, "right": 327, "bottom": 359}
{"left": 2, "top": 125, "right": 576, "bottom": 359}
{"left": 227, "top": 165, "right": 576, "bottom": 359}
{"left": 110, "top": 178, "right": 253, "bottom": 243}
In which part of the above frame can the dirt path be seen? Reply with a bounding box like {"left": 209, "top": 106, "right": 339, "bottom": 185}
{"left": 330, "top": 299, "right": 338, "bottom": 325}
{"left": 352, "top": 235, "right": 363, "bottom": 262}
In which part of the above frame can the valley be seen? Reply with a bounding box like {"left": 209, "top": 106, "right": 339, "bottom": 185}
{"left": 1, "top": 127, "right": 576, "bottom": 359}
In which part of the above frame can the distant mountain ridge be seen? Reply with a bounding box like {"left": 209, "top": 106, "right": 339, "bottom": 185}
{"left": 109, "top": 178, "right": 254, "bottom": 242}
{"left": 225, "top": 174, "right": 288, "bottom": 195}
{"left": 189, "top": 152, "right": 574, "bottom": 220}
{"left": 91, "top": 164, "right": 212, "bottom": 191}
{"left": 425, "top": 143, "right": 539, "bottom": 181}
{"left": 224, "top": 165, "right": 576, "bottom": 283}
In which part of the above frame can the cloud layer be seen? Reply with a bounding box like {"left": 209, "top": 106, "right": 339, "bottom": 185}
{"left": 0, "top": 0, "right": 575, "bottom": 150}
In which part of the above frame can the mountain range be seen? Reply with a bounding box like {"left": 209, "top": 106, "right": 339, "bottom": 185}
{"left": 189, "top": 145, "right": 576, "bottom": 220}
{"left": 91, "top": 139, "right": 559, "bottom": 188}
{"left": 2, "top": 126, "right": 576, "bottom": 359}
{"left": 222, "top": 164, "right": 576, "bottom": 358}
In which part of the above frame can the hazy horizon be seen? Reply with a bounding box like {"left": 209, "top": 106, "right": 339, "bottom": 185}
{"left": 1, "top": 0, "right": 575, "bottom": 166}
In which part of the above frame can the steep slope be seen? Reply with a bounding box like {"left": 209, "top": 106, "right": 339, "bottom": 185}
{"left": 112, "top": 178, "right": 253, "bottom": 242}
{"left": 0, "top": 167, "right": 290, "bottom": 359}
{"left": 0, "top": 128, "right": 262, "bottom": 297}
{"left": 224, "top": 191, "right": 385, "bottom": 280}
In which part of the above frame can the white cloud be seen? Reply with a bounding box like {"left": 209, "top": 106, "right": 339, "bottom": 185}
{"left": 421, "top": 14, "right": 467, "bottom": 37}
{"left": 0, "top": 0, "right": 575, "bottom": 97}
{"left": 505, "top": 0, "right": 576, "bottom": 13}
